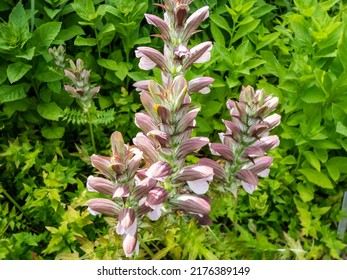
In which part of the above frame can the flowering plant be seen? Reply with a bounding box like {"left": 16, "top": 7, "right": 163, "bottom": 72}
{"left": 86, "top": 0, "right": 280, "bottom": 257}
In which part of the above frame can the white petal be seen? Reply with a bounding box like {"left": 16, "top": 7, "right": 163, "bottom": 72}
{"left": 87, "top": 207, "right": 99, "bottom": 216}
{"left": 148, "top": 207, "right": 161, "bottom": 221}
{"left": 187, "top": 179, "right": 209, "bottom": 194}
{"left": 241, "top": 181, "right": 257, "bottom": 194}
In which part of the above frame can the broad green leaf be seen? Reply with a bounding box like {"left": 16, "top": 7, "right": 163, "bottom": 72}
{"left": 97, "top": 23, "right": 115, "bottom": 49}
{"left": 210, "top": 22, "right": 225, "bottom": 46}
{"left": 41, "top": 126, "right": 65, "bottom": 139}
{"left": 44, "top": 7, "right": 62, "bottom": 19}
{"left": 74, "top": 36, "right": 97, "bottom": 46}
{"left": 201, "top": 101, "right": 223, "bottom": 117}
{"left": 7, "top": 62, "right": 32, "bottom": 84}
{"left": 27, "top": 22, "right": 62, "bottom": 55}
{"left": 326, "top": 157, "right": 347, "bottom": 181}
{"left": 134, "top": 37, "right": 151, "bottom": 46}
{"left": 301, "top": 86, "right": 326, "bottom": 103}
{"left": 71, "top": 0, "right": 97, "bottom": 22}
{"left": 210, "top": 14, "right": 231, "bottom": 34}
{"left": 336, "top": 121, "right": 347, "bottom": 137}
{"left": 314, "top": 148, "right": 328, "bottom": 163}
{"left": 54, "top": 25, "right": 85, "bottom": 43}
{"left": 303, "top": 151, "right": 320, "bottom": 171}
{"left": 281, "top": 155, "right": 297, "bottom": 165}
{"left": 299, "top": 168, "right": 334, "bottom": 189}
{"left": 115, "top": 62, "right": 129, "bottom": 81}
{"left": 288, "top": 14, "right": 312, "bottom": 46}
{"left": 256, "top": 32, "right": 280, "bottom": 50}
{"left": 37, "top": 102, "right": 63, "bottom": 121}
{"left": 15, "top": 47, "right": 35, "bottom": 60}
{"left": 8, "top": 2, "right": 31, "bottom": 47}
{"left": 232, "top": 19, "right": 260, "bottom": 43}
{"left": 297, "top": 183, "right": 315, "bottom": 202}
{"left": 0, "top": 83, "right": 30, "bottom": 103}
{"left": 97, "top": 59, "right": 118, "bottom": 71}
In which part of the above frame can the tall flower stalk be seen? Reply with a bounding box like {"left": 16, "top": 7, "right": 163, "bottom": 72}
{"left": 85, "top": 0, "right": 280, "bottom": 258}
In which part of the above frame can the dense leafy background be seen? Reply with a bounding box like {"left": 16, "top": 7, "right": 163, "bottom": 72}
{"left": 0, "top": 0, "right": 346, "bottom": 259}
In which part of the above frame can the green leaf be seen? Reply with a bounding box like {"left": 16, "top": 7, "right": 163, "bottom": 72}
{"left": 326, "top": 157, "right": 347, "bottom": 182}
{"left": 336, "top": 121, "right": 347, "bottom": 137}
{"left": 297, "top": 183, "right": 315, "bottom": 202}
{"left": 201, "top": 101, "right": 223, "bottom": 117}
{"left": 303, "top": 151, "right": 320, "bottom": 171}
{"left": 0, "top": 83, "right": 30, "bottom": 103}
{"left": 97, "top": 23, "right": 115, "bottom": 49}
{"left": 115, "top": 62, "right": 129, "bottom": 81}
{"left": 28, "top": 22, "right": 62, "bottom": 55}
{"left": 232, "top": 19, "right": 260, "bottom": 43}
{"left": 7, "top": 62, "right": 32, "bottom": 84}
{"left": 8, "top": 2, "right": 31, "bottom": 47}
{"left": 74, "top": 36, "right": 97, "bottom": 46}
{"left": 210, "top": 22, "right": 226, "bottom": 46}
{"left": 301, "top": 86, "right": 326, "bottom": 103}
{"left": 71, "top": 0, "right": 97, "bottom": 22}
{"left": 15, "top": 47, "right": 35, "bottom": 60}
{"left": 37, "top": 102, "right": 63, "bottom": 121}
{"left": 41, "top": 126, "right": 65, "bottom": 139}
{"left": 210, "top": 14, "right": 231, "bottom": 34}
{"left": 314, "top": 148, "right": 328, "bottom": 163}
{"left": 54, "top": 25, "right": 85, "bottom": 43}
{"left": 44, "top": 7, "right": 62, "bottom": 19}
{"left": 97, "top": 58, "right": 118, "bottom": 71}
{"left": 299, "top": 168, "right": 334, "bottom": 189}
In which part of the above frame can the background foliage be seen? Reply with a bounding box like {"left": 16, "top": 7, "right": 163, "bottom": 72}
{"left": 0, "top": 0, "right": 346, "bottom": 259}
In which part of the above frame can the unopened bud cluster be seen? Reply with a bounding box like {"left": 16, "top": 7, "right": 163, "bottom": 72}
{"left": 63, "top": 59, "right": 100, "bottom": 111}
{"left": 48, "top": 45, "right": 67, "bottom": 69}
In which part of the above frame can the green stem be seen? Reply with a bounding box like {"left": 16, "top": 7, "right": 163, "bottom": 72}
{"left": 86, "top": 109, "right": 97, "bottom": 154}
{"left": 30, "top": 0, "right": 35, "bottom": 32}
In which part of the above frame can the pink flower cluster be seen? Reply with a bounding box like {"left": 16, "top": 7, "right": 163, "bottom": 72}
{"left": 86, "top": 0, "right": 280, "bottom": 257}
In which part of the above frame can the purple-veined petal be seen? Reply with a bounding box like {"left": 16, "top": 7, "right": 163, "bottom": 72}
{"left": 171, "top": 194, "right": 210, "bottom": 214}
{"left": 87, "top": 175, "right": 116, "bottom": 197}
{"left": 87, "top": 198, "right": 120, "bottom": 216}
{"left": 123, "top": 234, "right": 138, "bottom": 258}
{"left": 183, "top": 6, "right": 209, "bottom": 41}
{"left": 113, "top": 184, "right": 130, "bottom": 198}
{"left": 176, "top": 108, "right": 200, "bottom": 133}
{"left": 247, "top": 156, "right": 273, "bottom": 175}
{"left": 236, "top": 169, "right": 259, "bottom": 189}
{"left": 135, "top": 47, "right": 167, "bottom": 71}
{"left": 133, "top": 133, "right": 159, "bottom": 164}
{"left": 146, "top": 187, "right": 168, "bottom": 206}
{"left": 116, "top": 208, "right": 137, "bottom": 235}
{"left": 176, "top": 137, "right": 209, "bottom": 159}
{"left": 198, "top": 158, "right": 226, "bottom": 181}
{"left": 184, "top": 42, "right": 212, "bottom": 69}
{"left": 145, "top": 161, "right": 172, "bottom": 181}
{"left": 111, "top": 131, "right": 126, "bottom": 160}
{"left": 135, "top": 112, "right": 158, "bottom": 135}
{"left": 188, "top": 77, "right": 214, "bottom": 94}
{"left": 209, "top": 143, "right": 234, "bottom": 162}
{"left": 145, "top": 14, "right": 170, "bottom": 40}
{"left": 133, "top": 80, "right": 150, "bottom": 92}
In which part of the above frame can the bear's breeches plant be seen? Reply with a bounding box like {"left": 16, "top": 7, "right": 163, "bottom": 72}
{"left": 85, "top": 0, "right": 280, "bottom": 257}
